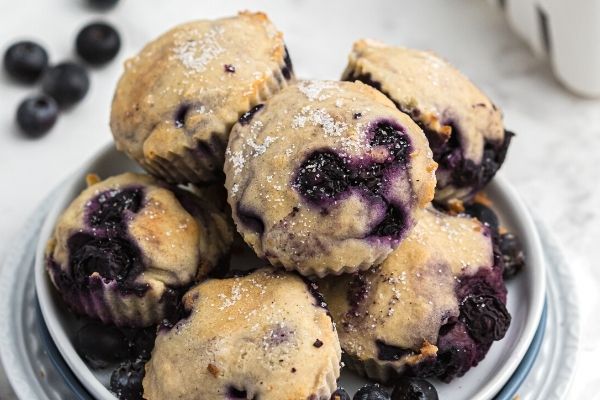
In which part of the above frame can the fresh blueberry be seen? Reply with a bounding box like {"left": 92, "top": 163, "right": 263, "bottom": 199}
{"left": 76, "top": 22, "right": 121, "bottom": 65}
{"left": 3, "top": 41, "right": 49, "bottom": 83}
{"left": 294, "top": 151, "right": 350, "bottom": 203}
{"left": 41, "top": 62, "right": 90, "bottom": 108}
{"left": 15, "top": 95, "right": 58, "bottom": 137}
{"left": 391, "top": 377, "right": 438, "bottom": 400}
{"left": 75, "top": 321, "right": 130, "bottom": 369}
{"left": 353, "top": 383, "right": 390, "bottom": 400}
{"left": 463, "top": 202, "right": 499, "bottom": 232}
{"left": 88, "top": 0, "right": 119, "bottom": 9}
{"left": 331, "top": 387, "right": 351, "bottom": 400}
{"left": 110, "top": 359, "right": 145, "bottom": 400}
{"left": 499, "top": 232, "right": 525, "bottom": 279}
{"left": 459, "top": 294, "right": 511, "bottom": 344}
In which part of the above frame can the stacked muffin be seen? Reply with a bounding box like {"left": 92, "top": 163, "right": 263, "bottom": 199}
{"left": 45, "top": 12, "right": 523, "bottom": 400}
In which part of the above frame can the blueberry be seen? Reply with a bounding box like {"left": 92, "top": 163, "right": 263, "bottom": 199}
{"left": 459, "top": 294, "right": 511, "bottom": 344}
{"left": 331, "top": 387, "right": 351, "bottom": 400}
{"left": 42, "top": 62, "right": 90, "bottom": 108}
{"left": 15, "top": 95, "right": 58, "bottom": 137}
{"left": 463, "top": 202, "right": 499, "bottom": 231}
{"left": 238, "top": 104, "right": 264, "bottom": 126}
{"left": 76, "top": 22, "right": 121, "bottom": 65}
{"left": 351, "top": 163, "right": 386, "bottom": 195}
{"left": 372, "top": 206, "right": 406, "bottom": 238}
{"left": 370, "top": 121, "right": 411, "bottom": 163}
{"left": 122, "top": 326, "right": 157, "bottom": 362}
{"left": 499, "top": 233, "right": 525, "bottom": 279}
{"left": 3, "top": 41, "right": 49, "bottom": 83}
{"left": 110, "top": 359, "right": 145, "bottom": 400}
{"left": 294, "top": 151, "right": 350, "bottom": 203}
{"left": 353, "top": 384, "right": 390, "bottom": 400}
{"left": 75, "top": 321, "right": 130, "bottom": 369}
{"left": 88, "top": 188, "right": 143, "bottom": 230}
{"left": 88, "top": 0, "right": 119, "bottom": 9}
{"left": 376, "top": 340, "right": 413, "bottom": 361}
{"left": 391, "top": 377, "right": 438, "bottom": 400}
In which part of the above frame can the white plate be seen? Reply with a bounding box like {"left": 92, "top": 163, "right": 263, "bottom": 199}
{"left": 34, "top": 142, "right": 546, "bottom": 400}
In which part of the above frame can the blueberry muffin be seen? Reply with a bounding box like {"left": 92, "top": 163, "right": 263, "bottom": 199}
{"left": 111, "top": 12, "right": 294, "bottom": 185}
{"left": 143, "top": 268, "right": 341, "bottom": 400}
{"left": 224, "top": 80, "right": 437, "bottom": 276}
{"left": 320, "top": 207, "right": 510, "bottom": 382}
{"left": 45, "top": 173, "right": 233, "bottom": 327}
{"left": 342, "top": 40, "right": 513, "bottom": 203}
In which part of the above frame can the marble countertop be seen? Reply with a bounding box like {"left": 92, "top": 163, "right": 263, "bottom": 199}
{"left": 0, "top": 0, "right": 598, "bottom": 399}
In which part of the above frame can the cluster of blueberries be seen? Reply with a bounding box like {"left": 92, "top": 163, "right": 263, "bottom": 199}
{"left": 3, "top": 0, "right": 121, "bottom": 137}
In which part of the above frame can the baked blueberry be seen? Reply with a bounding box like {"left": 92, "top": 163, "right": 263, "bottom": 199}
{"left": 353, "top": 384, "right": 390, "bottom": 400}
{"left": 225, "top": 80, "right": 436, "bottom": 276}
{"left": 76, "top": 22, "right": 121, "bottom": 65}
{"left": 459, "top": 294, "right": 511, "bottom": 344}
{"left": 45, "top": 173, "right": 233, "bottom": 327}
{"left": 331, "top": 387, "right": 351, "bottom": 400}
{"left": 463, "top": 202, "right": 499, "bottom": 232}
{"left": 15, "top": 95, "right": 58, "bottom": 137}
{"left": 391, "top": 377, "right": 438, "bottom": 400}
{"left": 75, "top": 321, "right": 130, "bottom": 368}
{"left": 88, "top": 0, "right": 119, "bottom": 9}
{"left": 499, "top": 232, "right": 525, "bottom": 279}
{"left": 110, "top": 359, "right": 145, "bottom": 400}
{"left": 41, "top": 62, "right": 89, "bottom": 107}
{"left": 3, "top": 41, "right": 48, "bottom": 83}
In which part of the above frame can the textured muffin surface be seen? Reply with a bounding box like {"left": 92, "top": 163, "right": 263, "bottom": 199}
{"left": 111, "top": 12, "right": 294, "bottom": 184}
{"left": 143, "top": 268, "right": 341, "bottom": 400}
{"left": 225, "top": 80, "right": 437, "bottom": 276}
{"left": 45, "top": 172, "right": 233, "bottom": 327}
{"left": 320, "top": 207, "right": 509, "bottom": 382}
{"left": 343, "top": 40, "right": 512, "bottom": 203}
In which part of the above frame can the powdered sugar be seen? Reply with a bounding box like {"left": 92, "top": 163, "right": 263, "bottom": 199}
{"left": 173, "top": 27, "right": 225, "bottom": 73}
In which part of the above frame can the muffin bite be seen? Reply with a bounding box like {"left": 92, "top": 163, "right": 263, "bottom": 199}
{"left": 111, "top": 11, "right": 294, "bottom": 185}
{"left": 45, "top": 173, "right": 233, "bottom": 327}
{"left": 342, "top": 40, "right": 513, "bottom": 203}
{"left": 224, "top": 80, "right": 437, "bottom": 276}
{"left": 320, "top": 207, "right": 510, "bottom": 383}
{"left": 143, "top": 268, "right": 341, "bottom": 400}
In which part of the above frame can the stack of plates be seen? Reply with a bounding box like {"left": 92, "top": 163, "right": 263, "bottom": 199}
{"left": 0, "top": 144, "right": 579, "bottom": 400}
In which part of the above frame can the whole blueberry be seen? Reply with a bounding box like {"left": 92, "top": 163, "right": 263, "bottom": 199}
{"left": 110, "top": 359, "right": 145, "bottom": 400}
{"left": 391, "top": 377, "right": 438, "bottom": 400}
{"left": 463, "top": 202, "right": 499, "bottom": 232}
{"left": 75, "top": 322, "right": 130, "bottom": 369}
{"left": 42, "top": 62, "right": 89, "bottom": 108}
{"left": 16, "top": 95, "right": 58, "bottom": 138}
{"left": 87, "top": 0, "right": 119, "bottom": 9}
{"left": 499, "top": 233, "right": 525, "bottom": 279}
{"left": 3, "top": 41, "right": 48, "bottom": 83}
{"left": 331, "top": 387, "right": 351, "bottom": 400}
{"left": 76, "top": 22, "right": 121, "bottom": 65}
{"left": 354, "top": 384, "right": 390, "bottom": 400}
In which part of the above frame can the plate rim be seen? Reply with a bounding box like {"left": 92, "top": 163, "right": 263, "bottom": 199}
{"left": 33, "top": 142, "right": 547, "bottom": 400}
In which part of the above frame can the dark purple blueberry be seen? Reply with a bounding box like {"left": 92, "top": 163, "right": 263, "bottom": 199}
{"left": 376, "top": 340, "right": 413, "bottom": 361}
{"left": 370, "top": 121, "right": 411, "bottom": 163}
{"left": 69, "top": 233, "right": 140, "bottom": 284}
{"left": 76, "top": 22, "right": 121, "bottom": 65}
{"left": 499, "top": 232, "right": 525, "bottom": 279}
{"left": 463, "top": 202, "right": 499, "bottom": 232}
{"left": 15, "top": 95, "right": 58, "bottom": 137}
{"left": 459, "top": 294, "right": 511, "bottom": 344}
{"left": 331, "top": 387, "right": 351, "bottom": 400}
{"left": 351, "top": 163, "right": 386, "bottom": 195}
{"left": 479, "top": 132, "right": 513, "bottom": 186}
{"left": 313, "top": 339, "right": 324, "bottom": 348}
{"left": 353, "top": 383, "right": 390, "bottom": 400}
{"left": 391, "top": 377, "right": 438, "bottom": 400}
{"left": 110, "top": 359, "right": 144, "bottom": 400}
{"left": 3, "top": 41, "right": 49, "bottom": 83}
{"left": 75, "top": 321, "right": 130, "bottom": 368}
{"left": 294, "top": 151, "right": 350, "bottom": 203}
{"left": 88, "top": 188, "right": 143, "bottom": 230}
{"left": 41, "top": 62, "right": 89, "bottom": 108}
{"left": 372, "top": 206, "right": 406, "bottom": 238}
{"left": 124, "top": 327, "right": 157, "bottom": 362}
{"left": 238, "top": 104, "right": 264, "bottom": 126}
{"left": 88, "top": 0, "right": 119, "bottom": 9}
{"left": 224, "top": 64, "right": 236, "bottom": 73}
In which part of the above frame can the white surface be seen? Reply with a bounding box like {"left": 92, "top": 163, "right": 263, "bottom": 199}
{"left": 0, "top": 0, "right": 598, "bottom": 399}
{"left": 33, "top": 145, "right": 546, "bottom": 400}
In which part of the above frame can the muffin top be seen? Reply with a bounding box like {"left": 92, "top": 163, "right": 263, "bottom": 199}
{"left": 225, "top": 80, "right": 437, "bottom": 276}
{"left": 110, "top": 11, "right": 292, "bottom": 184}
{"left": 321, "top": 206, "right": 498, "bottom": 368}
{"left": 143, "top": 268, "right": 341, "bottom": 400}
